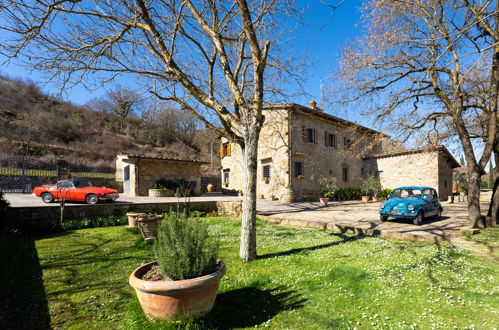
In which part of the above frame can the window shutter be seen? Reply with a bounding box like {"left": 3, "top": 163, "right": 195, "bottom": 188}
{"left": 325, "top": 132, "right": 328, "bottom": 146}
{"left": 219, "top": 145, "right": 224, "bottom": 158}
{"left": 314, "top": 128, "right": 318, "bottom": 144}
{"left": 302, "top": 126, "right": 307, "bottom": 142}
{"left": 227, "top": 143, "right": 231, "bottom": 156}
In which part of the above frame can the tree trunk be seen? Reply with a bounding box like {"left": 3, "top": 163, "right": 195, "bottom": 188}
{"left": 467, "top": 168, "right": 484, "bottom": 228}
{"left": 487, "top": 150, "right": 499, "bottom": 227}
{"left": 239, "top": 125, "right": 260, "bottom": 263}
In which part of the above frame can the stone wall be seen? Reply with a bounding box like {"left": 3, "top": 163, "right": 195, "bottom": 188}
{"left": 137, "top": 159, "right": 202, "bottom": 196}
{"left": 220, "top": 105, "right": 382, "bottom": 201}
{"left": 289, "top": 110, "right": 381, "bottom": 200}
{"left": 368, "top": 151, "right": 441, "bottom": 198}
{"left": 438, "top": 154, "right": 454, "bottom": 200}
{"left": 220, "top": 108, "right": 290, "bottom": 200}
{"left": 116, "top": 156, "right": 204, "bottom": 197}
{"left": 9, "top": 200, "right": 242, "bottom": 231}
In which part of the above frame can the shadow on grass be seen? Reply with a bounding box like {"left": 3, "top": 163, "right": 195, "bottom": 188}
{"left": 125, "top": 286, "right": 306, "bottom": 330}
{"left": 0, "top": 231, "right": 51, "bottom": 329}
{"left": 208, "top": 286, "right": 306, "bottom": 329}
{"left": 257, "top": 233, "right": 363, "bottom": 260}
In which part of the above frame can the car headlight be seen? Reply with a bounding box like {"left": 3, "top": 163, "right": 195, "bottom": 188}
{"left": 408, "top": 205, "right": 414, "bottom": 211}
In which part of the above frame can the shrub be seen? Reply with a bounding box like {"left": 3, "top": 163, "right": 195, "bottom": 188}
{"left": 379, "top": 188, "right": 393, "bottom": 198}
{"left": 0, "top": 191, "right": 11, "bottom": 231}
{"left": 318, "top": 176, "right": 337, "bottom": 198}
{"left": 361, "top": 175, "right": 382, "bottom": 196}
{"left": 154, "top": 215, "right": 219, "bottom": 280}
{"left": 152, "top": 179, "right": 179, "bottom": 190}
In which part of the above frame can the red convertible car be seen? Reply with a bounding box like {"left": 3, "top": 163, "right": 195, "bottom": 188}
{"left": 32, "top": 178, "right": 119, "bottom": 204}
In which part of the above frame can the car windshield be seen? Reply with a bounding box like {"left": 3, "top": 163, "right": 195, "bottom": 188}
{"left": 391, "top": 188, "right": 422, "bottom": 199}
{"left": 72, "top": 179, "right": 93, "bottom": 188}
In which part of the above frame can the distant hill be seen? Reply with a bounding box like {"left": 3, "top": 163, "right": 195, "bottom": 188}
{"left": 0, "top": 76, "right": 219, "bottom": 173}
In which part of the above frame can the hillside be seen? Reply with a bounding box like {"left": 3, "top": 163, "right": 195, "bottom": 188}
{"left": 0, "top": 76, "right": 219, "bottom": 173}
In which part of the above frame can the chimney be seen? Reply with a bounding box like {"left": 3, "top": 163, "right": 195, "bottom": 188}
{"left": 309, "top": 100, "right": 322, "bottom": 112}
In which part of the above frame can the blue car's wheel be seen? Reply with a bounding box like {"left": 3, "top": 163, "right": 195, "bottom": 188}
{"left": 413, "top": 211, "right": 423, "bottom": 225}
{"left": 380, "top": 215, "right": 388, "bottom": 222}
{"left": 433, "top": 208, "right": 442, "bottom": 220}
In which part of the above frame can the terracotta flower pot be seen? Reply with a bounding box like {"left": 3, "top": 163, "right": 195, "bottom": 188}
{"left": 207, "top": 184, "right": 215, "bottom": 192}
{"left": 361, "top": 196, "right": 370, "bottom": 203}
{"left": 127, "top": 213, "right": 145, "bottom": 227}
{"left": 372, "top": 196, "right": 379, "bottom": 202}
{"left": 129, "top": 260, "right": 226, "bottom": 321}
{"left": 137, "top": 215, "right": 163, "bottom": 243}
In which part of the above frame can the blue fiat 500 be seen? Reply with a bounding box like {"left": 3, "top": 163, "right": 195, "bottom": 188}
{"left": 379, "top": 186, "right": 442, "bottom": 225}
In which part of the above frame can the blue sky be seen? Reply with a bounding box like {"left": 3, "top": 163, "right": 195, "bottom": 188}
{"left": 0, "top": 0, "right": 364, "bottom": 108}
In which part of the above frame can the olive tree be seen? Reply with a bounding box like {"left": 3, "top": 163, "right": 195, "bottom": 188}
{"left": 335, "top": 0, "right": 498, "bottom": 228}
{"left": 0, "top": 0, "right": 301, "bottom": 261}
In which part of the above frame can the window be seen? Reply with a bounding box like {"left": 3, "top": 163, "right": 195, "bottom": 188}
{"left": 432, "top": 189, "right": 438, "bottom": 199}
{"left": 423, "top": 189, "right": 433, "bottom": 200}
{"left": 306, "top": 128, "right": 315, "bottom": 143}
{"left": 343, "top": 137, "right": 352, "bottom": 150}
{"left": 325, "top": 133, "right": 337, "bottom": 147}
{"left": 294, "top": 161, "right": 304, "bottom": 177}
{"left": 220, "top": 143, "right": 231, "bottom": 158}
{"left": 302, "top": 127, "right": 316, "bottom": 144}
{"left": 223, "top": 169, "right": 230, "bottom": 186}
{"left": 342, "top": 167, "right": 349, "bottom": 182}
{"left": 262, "top": 165, "right": 271, "bottom": 181}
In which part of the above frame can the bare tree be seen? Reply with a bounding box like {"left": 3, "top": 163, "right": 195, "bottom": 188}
{"left": 334, "top": 0, "right": 498, "bottom": 228}
{"left": 108, "top": 86, "right": 140, "bottom": 128}
{"left": 0, "top": 0, "right": 302, "bottom": 261}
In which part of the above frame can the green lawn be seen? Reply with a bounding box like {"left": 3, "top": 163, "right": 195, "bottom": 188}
{"left": 2, "top": 218, "right": 498, "bottom": 329}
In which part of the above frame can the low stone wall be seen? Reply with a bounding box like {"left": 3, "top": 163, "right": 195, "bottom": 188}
{"left": 9, "top": 200, "right": 242, "bottom": 232}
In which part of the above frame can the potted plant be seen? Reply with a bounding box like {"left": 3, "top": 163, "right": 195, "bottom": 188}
{"left": 319, "top": 190, "right": 334, "bottom": 206}
{"left": 148, "top": 179, "right": 178, "bottom": 197}
{"left": 126, "top": 212, "right": 146, "bottom": 227}
{"left": 137, "top": 213, "right": 163, "bottom": 243}
{"left": 379, "top": 188, "right": 393, "bottom": 201}
{"left": 129, "top": 215, "right": 225, "bottom": 321}
{"left": 361, "top": 175, "right": 382, "bottom": 203}
{"left": 318, "top": 176, "right": 337, "bottom": 206}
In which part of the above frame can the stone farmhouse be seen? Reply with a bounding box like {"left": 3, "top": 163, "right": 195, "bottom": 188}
{"left": 220, "top": 102, "right": 459, "bottom": 202}
{"left": 115, "top": 154, "right": 206, "bottom": 196}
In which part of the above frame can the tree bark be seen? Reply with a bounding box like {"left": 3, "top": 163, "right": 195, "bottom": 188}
{"left": 467, "top": 168, "right": 484, "bottom": 228}
{"left": 239, "top": 123, "right": 260, "bottom": 262}
{"left": 487, "top": 150, "right": 499, "bottom": 227}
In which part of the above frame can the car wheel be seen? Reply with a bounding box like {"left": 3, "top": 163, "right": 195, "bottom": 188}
{"left": 86, "top": 194, "right": 99, "bottom": 205}
{"left": 413, "top": 211, "right": 423, "bottom": 225}
{"left": 41, "top": 192, "right": 54, "bottom": 203}
{"left": 380, "top": 215, "right": 388, "bottom": 222}
{"left": 434, "top": 208, "right": 442, "bottom": 220}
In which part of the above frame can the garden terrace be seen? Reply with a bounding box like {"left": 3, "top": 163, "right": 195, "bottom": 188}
{"left": 1, "top": 217, "right": 497, "bottom": 329}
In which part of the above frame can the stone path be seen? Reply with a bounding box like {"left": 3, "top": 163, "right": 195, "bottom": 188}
{"left": 448, "top": 236, "right": 497, "bottom": 260}
{"left": 256, "top": 199, "right": 488, "bottom": 244}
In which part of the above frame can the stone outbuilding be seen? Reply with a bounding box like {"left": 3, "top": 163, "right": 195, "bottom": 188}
{"left": 362, "top": 146, "right": 460, "bottom": 201}
{"left": 115, "top": 154, "right": 207, "bottom": 196}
